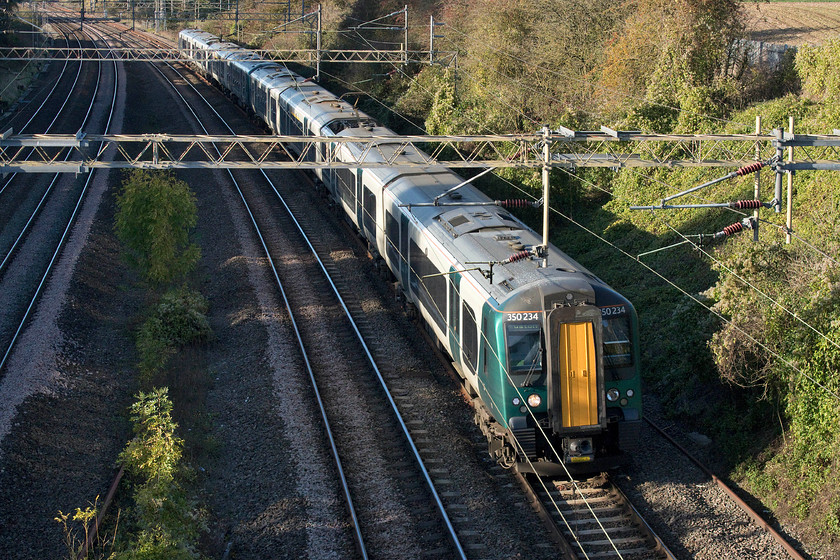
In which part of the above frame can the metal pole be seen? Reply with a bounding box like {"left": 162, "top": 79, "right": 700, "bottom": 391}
{"left": 754, "top": 116, "right": 761, "bottom": 241}
{"left": 541, "top": 125, "right": 550, "bottom": 267}
{"left": 235, "top": 0, "right": 239, "bottom": 41}
{"left": 403, "top": 4, "right": 408, "bottom": 65}
{"left": 429, "top": 15, "right": 433, "bottom": 65}
{"left": 316, "top": 4, "right": 321, "bottom": 80}
{"left": 774, "top": 128, "right": 784, "bottom": 213}
{"left": 786, "top": 117, "right": 794, "bottom": 243}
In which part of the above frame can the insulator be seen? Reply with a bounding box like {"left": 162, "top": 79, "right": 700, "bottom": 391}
{"left": 500, "top": 199, "right": 530, "bottom": 208}
{"left": 504, "top": 250, "right": 531, "bottom": 264}
{"left": 735, "top": 161, "right": 764, "bottom": 176}
{"left": 731, "top": 199, "right": 763, "bottom": 209}
{"left": 722, "top": 222, "right": 744, "bottom": 236}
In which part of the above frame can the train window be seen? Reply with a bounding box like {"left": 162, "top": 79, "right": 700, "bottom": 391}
{"left": 463, "top": 303, "right": 477, "bottom": 372}
{"left": 335, "top": 168, "right": 355, "bottom": 208}
{"left": 385, "top": 211, "right": 399, "bottom": 265}
{"left": 409, "top": 239, "right": 445, "bottom": 331}
{"left": 399, "top": 214, "right": 409, "bottom": 287}
{"left": 363, "top": 187, "right": 376, "bottom": 239}
{"left": 448, "top": 273, "right": 460, "bottom": 340}
{"left": 506, "top": 322, "right": 544, "bottom": 387}
{"left": 603, "top": 316, "right": 634, "bottom": 377}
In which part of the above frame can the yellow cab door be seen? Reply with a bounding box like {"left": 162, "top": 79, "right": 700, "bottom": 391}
{"left": 557, "top": 322, "right": 598, "bottom": 428}
{"left": 546, "top": 305, "right": 605, "bottom": 434}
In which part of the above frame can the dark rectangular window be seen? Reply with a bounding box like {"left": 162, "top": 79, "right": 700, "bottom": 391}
{"left": 363, "top": 187, "right": 376, "bottom": 238}
{"left": 385, "top": 211, "right": 399, "bottom": 265}
{"left": 335, "top": 168, "right": 355, "bottom": 208}
{"left": 506, "top": 322, "right": 544, "bottom": 387}
{"left": 603, "top": 316, "right": 635, "bottom": 380}
{"left": 463, "top": 303, "right": 477, "bottom": 372}
{"left": 482, "top": 316, "right": 489, "bottom": 374}
{"left": 409, "top": 239, "right": 445, "bottom": 331}
{"left": 448, "top": 274, "right": 460, "bottom": 340}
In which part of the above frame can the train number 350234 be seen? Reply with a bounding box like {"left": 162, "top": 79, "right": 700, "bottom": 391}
{"left": 506, "top": 312, "right": 541, "bottom": 322}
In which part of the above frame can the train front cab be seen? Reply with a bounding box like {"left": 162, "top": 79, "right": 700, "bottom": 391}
{"left": 486, "top": 296, "right": 641, "bottom": 476}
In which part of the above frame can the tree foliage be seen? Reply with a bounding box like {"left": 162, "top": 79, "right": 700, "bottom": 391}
{"left": 597, "top": 0, "right": 744, "bottom": 124}
{"left": 708, "top": 240, "right": 840, "bottom": 538}
{"left": 432, "top": 0, "right": 627, "bottom": 130}
{"left": 115, "top": 170, "right": 200, "bottom": 286}
{"left": 116, "top": 388, "right": 204, "bottom": 560}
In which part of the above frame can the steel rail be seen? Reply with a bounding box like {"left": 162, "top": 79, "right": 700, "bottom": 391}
{"left": 136, "top": 35, "right": 373, "bottom": 558}
{"left": 644, "top": 418, "right": 807, "bottom": 560}
{"left": 0, "top": 27, "right": 76, "bottom": 196}
{"left": 0, "top": 26, "right": 94, "bottom": 276}
{"left": 159, "top": 37, "right": 467, "bottom": 557}
{"left": 1, "top": 22, "right": 118, "bottom": 373}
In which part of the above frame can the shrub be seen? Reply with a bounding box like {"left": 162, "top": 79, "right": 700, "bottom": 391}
{"left": 137, "top": 287, "right": 212, "bottom": 379}
{"left": 115, "top": 388, "right": 204, "bottom": 560}
{"left": 115, "top": 170, "right": 200, "bottom": 286}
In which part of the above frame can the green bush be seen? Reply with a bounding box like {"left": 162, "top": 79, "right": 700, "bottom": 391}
{"left": 137, "top": 287, "right": 212, "bottom": 379}
{"left": 115, "top": 170, "right": 200, "bottom": 286}
{"left": 115, "top": 388, "right": 204, "bottom": 560}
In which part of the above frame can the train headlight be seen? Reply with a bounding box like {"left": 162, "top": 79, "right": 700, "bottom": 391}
{"left": 606, "top": 388, "right": 620, "bottom": 402}
{"left": 527, "top": 393, "right": 541, "bottom": 408}
{"left": 626, "top": 389, "right": 635, "bottom": 398}
{"left": 512, "top": 397, "right": 521, "bottom": 406}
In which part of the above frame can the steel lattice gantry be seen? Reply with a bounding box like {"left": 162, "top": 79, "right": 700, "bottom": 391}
{"left": 2, "top": 129, "right": 840, "bottom": 173}
{"left": 0, "top": 46, "right": 450, "bottom": 64}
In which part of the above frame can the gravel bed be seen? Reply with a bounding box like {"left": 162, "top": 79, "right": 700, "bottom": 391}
{"left": 0, "top": 48, "right": 130, "bottom": 558}
{"left": 613, "top": 394, "right": 812, "bottom": 560}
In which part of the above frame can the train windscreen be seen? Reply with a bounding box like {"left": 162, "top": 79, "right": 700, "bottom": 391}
{"left": 506, "top": 322, "right": 544, "bottom": 387}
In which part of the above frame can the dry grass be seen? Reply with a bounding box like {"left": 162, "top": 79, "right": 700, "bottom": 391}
{"left": 743, "top": 1, "right": 840, "bottom": 45}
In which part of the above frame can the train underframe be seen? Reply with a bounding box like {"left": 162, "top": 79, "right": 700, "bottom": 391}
{"left": 472, "top": 396, "right": 638, "bottom": 476}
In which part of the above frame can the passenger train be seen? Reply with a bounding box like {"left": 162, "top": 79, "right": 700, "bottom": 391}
{"left": 178, "top": 29, "right": 642, "bottom": 475}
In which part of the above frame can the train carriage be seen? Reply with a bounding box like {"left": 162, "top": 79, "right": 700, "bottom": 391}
{"left": 178, "top": 28, "right": 643, "bottom": 476}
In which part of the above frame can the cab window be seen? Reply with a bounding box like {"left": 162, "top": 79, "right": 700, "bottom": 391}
{"left": 603, "top": 316, "right": 634, "bottom": 379}
{"left": 506, "top": 322, "right": 544, "bottom": 387}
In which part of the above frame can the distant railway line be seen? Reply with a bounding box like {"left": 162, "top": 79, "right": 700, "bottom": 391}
{"left": 0, "top": 17, "right": 118, "bottom": 373}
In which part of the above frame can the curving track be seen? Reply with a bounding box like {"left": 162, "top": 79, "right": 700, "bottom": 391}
{"left": 108, "top": 25, "right": 470, "bottom": 559}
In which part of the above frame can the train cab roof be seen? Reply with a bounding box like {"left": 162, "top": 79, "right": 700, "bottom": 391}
{"left": 446, "top": 213, "right": 599, "bottom": 303}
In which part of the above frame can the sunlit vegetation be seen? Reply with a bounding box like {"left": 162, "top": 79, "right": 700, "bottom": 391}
{"left": 115, "top": 170, "right": 200, "bottom": 287}
{"left": 113, "top": 388, "right": 205, "bottom": 560}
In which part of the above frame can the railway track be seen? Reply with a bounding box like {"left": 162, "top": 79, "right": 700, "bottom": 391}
{"left": 124, "top": 32, "right": 473, "bottom": 557}
{"left": 520, "top": 473, "right": 673, "bottom": 560}
{"left": 0, "top": 17, "right": 118, "bottom": 373}
{"left": 0, "top": 16, "right": 808, "bottom": 558}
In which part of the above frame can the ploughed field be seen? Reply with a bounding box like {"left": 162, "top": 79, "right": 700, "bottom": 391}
{"left": 743, "top": 1, "right": 840, "bottom": 45}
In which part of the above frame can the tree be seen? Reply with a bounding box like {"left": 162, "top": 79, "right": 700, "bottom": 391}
{"left": 596, "top": 0, "right": 744, "bottom": 121}
{"left": 115, "top": 170, "right": 200, "bottom": 286}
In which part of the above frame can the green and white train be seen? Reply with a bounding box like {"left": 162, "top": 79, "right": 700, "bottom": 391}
{"left": 180, "top": 29, "right": 642, "bottom": 475}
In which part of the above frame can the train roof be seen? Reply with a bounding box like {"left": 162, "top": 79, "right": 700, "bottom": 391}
{"left": 177, "top": 28, "right": 618, "bottom": 308}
